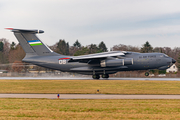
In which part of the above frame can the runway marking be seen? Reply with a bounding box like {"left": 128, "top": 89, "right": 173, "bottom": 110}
{"left": 1, "top": 94, "right": 180, "bottom": 99}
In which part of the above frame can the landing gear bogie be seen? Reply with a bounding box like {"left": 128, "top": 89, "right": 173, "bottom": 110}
{"left": 102, "top": 74, "right": 109, "bottom": 78}
{"left": 92, "top": 75, "right": 100, "bottom": 79}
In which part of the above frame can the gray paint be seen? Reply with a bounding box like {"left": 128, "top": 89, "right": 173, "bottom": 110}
{"left": 8, "top": 28, "right": 176, "bottom": 76}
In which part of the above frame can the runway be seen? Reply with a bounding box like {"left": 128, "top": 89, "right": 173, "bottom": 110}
{"left": 1, "top": 94, "right": 180, "bottom": 99}
{"left": 1, "top": 77, "right": 180, "bottom": 81}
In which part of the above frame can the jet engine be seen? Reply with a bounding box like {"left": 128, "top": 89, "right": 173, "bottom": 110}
{"left": 100, "top": 58, "right": 133, "bottom": 67}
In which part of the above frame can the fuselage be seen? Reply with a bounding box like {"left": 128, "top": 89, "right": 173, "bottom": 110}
{"left": 22, "top": 52, "right": 175, "bottom": 75}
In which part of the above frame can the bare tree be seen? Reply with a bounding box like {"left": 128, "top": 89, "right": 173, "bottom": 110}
{"left": 8, "top": 44, "right": 25, "bottom": 63}
{"left": 12, "top": 61, "right": 24, "bottom": 73}
{"left": 111, "top": 44, "right": 140, "bottom": 52}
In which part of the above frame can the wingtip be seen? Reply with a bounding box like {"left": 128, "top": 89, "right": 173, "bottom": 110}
{"left": 5, "top": 28, "right": 13, "bottom": 30}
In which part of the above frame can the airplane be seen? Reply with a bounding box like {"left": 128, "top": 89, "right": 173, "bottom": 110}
{"left": 6, "top": 28, "right": 176, "bottom": 79}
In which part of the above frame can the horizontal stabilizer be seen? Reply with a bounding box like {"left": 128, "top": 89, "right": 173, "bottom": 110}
{"left": 5, "top": 28, "right": 44, "bottom": 34}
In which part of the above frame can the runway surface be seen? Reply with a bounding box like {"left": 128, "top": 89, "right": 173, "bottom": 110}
{"left": 1, "top": 94, "right": 180, "bottom": 99}
{"left": 0, "top": 77, "right": 180, "bottom": 81}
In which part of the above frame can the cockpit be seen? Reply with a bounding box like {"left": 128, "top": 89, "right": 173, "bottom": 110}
{"left": 160, "top": 54, "right": 169, "bottom": 58}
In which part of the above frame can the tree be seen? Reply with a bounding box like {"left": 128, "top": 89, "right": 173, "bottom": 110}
{"left": 177, "top": 53, "right": 180, "bottom": 71}
{"left": 66, "top": 42, "right": 69, "bottom": 55}
{"left": 154, "top": 47, "right": 163, "bottom": 53}
{"left": 56, "top": 39, "right": 69, "bottom": 55}
{"left": 0, "top": 38, "right": 11, "bottom": 64}
{"left": 73, "top": 40, "right": 81, "bottom": 48}
{"left": 88, "top": 44, "right": 99, "bottom": 54}
{"left": 74, "top": 47, "right": 89, "bottom": 56}
{"left": 3, "top": 39, "right": 10, "bottom": 55}
{"left": 98, "top": 41, "right": 108, "bottom": 52}
{"left": 111, "top": 44, "right": 140, "bottom": 52}
{"left": 12, "top": 61, "right": 24, "bottom": 73}
{"left": 141, "top": 41, "right": 153, "bottom": 53}
{"left": 0, "top": 42, "right": 3, "bottom": 52}
{"left": 8, "top": 44, "right": 25, "bottom": 63}
{"left": 69, "top": 46, "right": 79, "bottom": 55}
{"left": 74, "top": 42, "right": 107, "bottom": 56}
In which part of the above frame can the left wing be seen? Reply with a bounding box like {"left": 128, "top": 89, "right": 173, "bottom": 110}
{"left": 68, "top": 51, "right": 126, "bottom": 63}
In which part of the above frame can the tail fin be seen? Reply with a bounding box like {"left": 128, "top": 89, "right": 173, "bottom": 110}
{"left": 6, "top": 28, "right": 58, "bottom": 56}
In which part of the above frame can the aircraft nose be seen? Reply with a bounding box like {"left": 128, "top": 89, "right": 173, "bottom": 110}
{"left": 172, "top": 58, "right": 176, "bottom": 64}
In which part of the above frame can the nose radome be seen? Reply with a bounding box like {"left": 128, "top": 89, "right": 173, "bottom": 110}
{"left": 172, "top": 58, "right": 176, "bottom": 64}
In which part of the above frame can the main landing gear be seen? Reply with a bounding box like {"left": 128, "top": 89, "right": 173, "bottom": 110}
{"left": 102, "top": 74, "right": 109, "bottom": 78}
{"left": 92, "top": 75, "right": 100, "bottom": 79}
{"left": 92, "top": 74, "right": 109, "bottom": 79}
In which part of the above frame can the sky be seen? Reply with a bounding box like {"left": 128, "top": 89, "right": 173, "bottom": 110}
{"left": 1, "top": 0, "right": 180, "bottom": 50}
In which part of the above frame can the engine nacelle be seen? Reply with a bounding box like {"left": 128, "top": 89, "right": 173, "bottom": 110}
{"left": 124, "top": 58, "right": 133, "bottom": 65}
{"left": 100, "top": 58, "right": 133, "bottom": 67}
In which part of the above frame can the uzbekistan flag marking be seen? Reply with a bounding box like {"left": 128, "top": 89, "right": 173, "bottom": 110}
{"left": 28, "top": 40, "right": 43, "bottom": 46}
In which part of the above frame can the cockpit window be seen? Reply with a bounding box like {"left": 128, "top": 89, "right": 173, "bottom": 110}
{"left": 160, "top": 54, "right": 169, "bottom": 57}
{"left": 164, "top": 54, "right": 168, "bottom": 57}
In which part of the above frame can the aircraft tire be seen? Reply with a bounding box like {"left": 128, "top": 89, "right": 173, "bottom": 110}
{"left": 145, "top": 72, "right": 149, "bottom": 76}
{"left": 92, "top": 75, "right": 100, "bottom": 79}
{"left": 106, "top": 74, "right": 109, "bottom": 78}
{"left": 102, "top": 74, "right": 109, "bottom": 78}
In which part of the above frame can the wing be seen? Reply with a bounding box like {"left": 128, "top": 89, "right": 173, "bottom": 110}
{"left": 68, "top": 51, "right": 128, "bottom": 63}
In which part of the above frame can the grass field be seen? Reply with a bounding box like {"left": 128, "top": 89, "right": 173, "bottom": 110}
{"left": 0, "top": 80, "right": 180, "bottom": 94}
{"left": 1, "top": 80, "right": 180, "bottom": 119}
{"left": 0, "top": 99, "right": 180, "bottom": 119}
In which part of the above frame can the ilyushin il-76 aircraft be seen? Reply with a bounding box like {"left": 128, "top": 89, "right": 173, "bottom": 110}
{"left": 6, "top": 28, "right": 176, "bottom": 79}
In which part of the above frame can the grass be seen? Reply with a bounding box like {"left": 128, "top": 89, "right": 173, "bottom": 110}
{"left": 0, "top": 99, "right": 180, "bottom": 119}
{"left": 0, "top": 80, "right": 180, "bottom": 119}
{"left": 0, "top": 80, "right": 180, "bottom": 94}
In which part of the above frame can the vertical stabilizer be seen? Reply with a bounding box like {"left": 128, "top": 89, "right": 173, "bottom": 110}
{"left": 6, "top": 28, "right": 58, "bottom": 56}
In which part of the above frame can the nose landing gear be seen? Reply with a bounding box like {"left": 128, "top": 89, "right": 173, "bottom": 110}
{"left": 145, "top": 72, "right": 149, "bottom": 76}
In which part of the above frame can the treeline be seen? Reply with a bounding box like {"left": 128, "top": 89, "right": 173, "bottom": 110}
{"left": 0, "top": 38, "right": 179, "bottom": 71}
{"left": 49, "top": 39, "right": 108, "bottom": 56}
{"left": 0, "top": 39, "right": 25, "bottom": 64}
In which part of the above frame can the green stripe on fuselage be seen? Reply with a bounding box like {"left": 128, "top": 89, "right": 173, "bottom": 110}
{"left": 30, "top": 43, "right": 43, "bottom": 46}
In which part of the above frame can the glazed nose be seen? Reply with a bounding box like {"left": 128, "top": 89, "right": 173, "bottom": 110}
{"left": 172, "top": 58, "right": 176, "bottom": 64}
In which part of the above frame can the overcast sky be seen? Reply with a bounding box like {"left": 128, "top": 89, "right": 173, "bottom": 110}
{"left": 1, "top": 0, "right": 180, "bottom": 50}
